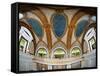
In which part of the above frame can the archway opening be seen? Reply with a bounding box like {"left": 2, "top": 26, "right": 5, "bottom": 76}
{"left": 37, "top": 48, "right": 47, "bottom": 58}
{"left": 71, "top": 47, "right": 81, "bottom": 57}
{"left": 19, "top": 36, "right": 28, "bottom": 53}
{"left": 53, "top": 48, "right": 66, "bottom": 59}
{"left": 83, "top": 26, "right": 96, "bottom": 52}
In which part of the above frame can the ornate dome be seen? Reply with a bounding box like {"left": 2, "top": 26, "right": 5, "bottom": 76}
{"left": 19, "top": 5, "right": 97, "bottom": 71}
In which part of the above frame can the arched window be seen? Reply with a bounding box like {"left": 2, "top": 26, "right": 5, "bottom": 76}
{"left": 37, "top": 48, "right": 47, "bottom": 58}
{"left": 52, "top": 13, "right": 67, "bottom": 38}
{"left": 27, "top": 19, "right": 43, "bottom": 38}
{"left": 53, "top": 48, "right": 66, "bottom": 59}
{"left": 19, "top": 36, "right": 28, "bottom": 53}
{"left": 19, "top": 21, "right": 36, "bottom": 55}
{"left": 75, "top": 20, "right": 88, "bottom": 37}
{"left": 89, "top": 36, "right": 96, "bottom": 50}
{"left": 71, "top": 47, "right": 81, "bottom": 57}
{"left": 83, "top": 27, "right": 96, "bottom": 52}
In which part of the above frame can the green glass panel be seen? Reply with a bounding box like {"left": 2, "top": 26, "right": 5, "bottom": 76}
{"left": 37, "top": 48, "right": 47, "bottom": 57}
{"left": 71, "top": 48, "right": 81, "bottom": 56}
{"left": 54, "top": 48, "right": 65, "bottom": 55}
{"left": 20, "top": 38, "right": 27, "bottom": 46}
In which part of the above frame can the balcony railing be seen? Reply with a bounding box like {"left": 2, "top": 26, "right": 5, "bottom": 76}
{"left": 32, "top": 56, "right": 83, "bottom": 65}
{"left": 32, "top": 50, "right": 96, "bottom": 65}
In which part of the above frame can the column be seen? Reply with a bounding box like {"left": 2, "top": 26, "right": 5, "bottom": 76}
{"left": 48, "top": 65, "right": 52, "bottom": 70}
{"left": 66, "top": 64, "right": 71, "bottom": 69}
{"left": 81, "top": 60, "right": 85, "bottom": 68}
